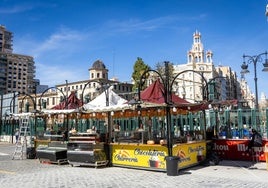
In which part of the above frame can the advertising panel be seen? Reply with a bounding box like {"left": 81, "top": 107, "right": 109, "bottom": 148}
{"left": 111, "top": 141, "right": 207, "bottom": 170}
{"left": 112, "top": 145, "right": 168, "bottom": 170}
{"left": 213, "top": 139, "right": 268, "bottom": 161}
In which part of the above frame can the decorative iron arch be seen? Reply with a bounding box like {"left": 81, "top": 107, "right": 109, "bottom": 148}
{"left": 170, "top": 70, "right": 208, "bottom": 101}
{"left": 39, "top": 87, "right": 67, "bottom": 110}
{"left": 9, "top": 92, "right": 36, "bottom": 113}
{"left": 81, "top": 79, "right": 113, "bottom": 106}
{"left": 9, "top": 92, "right": 20, "bottom": 113}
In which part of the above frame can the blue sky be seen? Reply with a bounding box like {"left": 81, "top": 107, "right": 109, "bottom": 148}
{"left": 1, "top": 0, "right": 268, "bottom": 99}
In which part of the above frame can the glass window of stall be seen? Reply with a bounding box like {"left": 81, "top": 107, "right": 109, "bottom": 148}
{"left": 171, "top": 111, "right": 205, "bottom": 143}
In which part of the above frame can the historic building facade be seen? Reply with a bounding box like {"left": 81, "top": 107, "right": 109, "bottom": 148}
{"left": 146, "top": 31, "right": 245, "bottom": 105}
{"left": 174, "top": 31, "right": 244, "bottom": 104}
{"left": 18, "top": 60, "right": 133, "bottom": 112}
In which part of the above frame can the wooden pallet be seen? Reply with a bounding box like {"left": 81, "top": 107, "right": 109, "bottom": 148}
{"left": 68, "top": 160, "right": 108, "bottom": 168}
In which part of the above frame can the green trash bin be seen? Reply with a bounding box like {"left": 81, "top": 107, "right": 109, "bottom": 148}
{"left": 165, "top": 156, "right": 180, "bottom": 176}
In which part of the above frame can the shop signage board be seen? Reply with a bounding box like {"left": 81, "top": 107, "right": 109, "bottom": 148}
{"left": 111, "top": 141, "right": 206, "bottom": 170}
{"left": 213, "top": 139, "right": 268, "bottom": 161}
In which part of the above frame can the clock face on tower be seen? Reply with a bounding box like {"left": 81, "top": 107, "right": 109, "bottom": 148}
{"left": 199, "top": 66, "right": 204, "bottom": 71}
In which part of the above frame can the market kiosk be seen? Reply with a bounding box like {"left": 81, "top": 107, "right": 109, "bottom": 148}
{"left": 79, "top": 77, "right": 209, "bottom": 171}
{"left": 80, "top": 101, "right": 207, "bottom": 171}
{"left": 108, "top": 104, "right": 207, "bottom": 171}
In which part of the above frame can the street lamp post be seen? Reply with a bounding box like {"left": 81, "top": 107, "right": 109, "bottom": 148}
{"left": 241, "top": 51, "right": 268, "bottom": 109}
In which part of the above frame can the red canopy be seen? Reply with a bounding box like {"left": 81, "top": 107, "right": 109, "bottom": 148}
{"left": 140, "top": 79, "right": 208, "bottom": 111}
{"left": 140, "top": 79, "right": 190, "bottom": 105}
{"left": 52, "top": 91, "right": 83, "bottom": 110}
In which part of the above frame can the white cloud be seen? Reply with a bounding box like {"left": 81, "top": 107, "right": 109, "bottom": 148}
{"left": 0, "top": 4, "right": 34, "bottom": 14}
{"left": 105, "top": 16, "right": 181, "bottom": 34}
{"left": 0, "top": 2, "right": 57, "bottom": 14}
{"left": 33, "top": 27, "right": 86, "bottom": 58}
{"left": 36, "top": 63, "right": 87, "bottom": 86}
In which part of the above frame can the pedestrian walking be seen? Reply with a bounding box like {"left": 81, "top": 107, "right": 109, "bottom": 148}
{"left": 15, "top": 128, "right": 19, "bottom": 143}
{"left": 248, "top": 129, "right": 262, "bottom": 163}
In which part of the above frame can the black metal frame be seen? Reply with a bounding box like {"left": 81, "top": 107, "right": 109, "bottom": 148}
{"left": 241, "top": 51, "right": 268, "bottom": 109}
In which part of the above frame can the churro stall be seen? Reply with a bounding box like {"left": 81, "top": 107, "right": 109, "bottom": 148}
{"left": 81, "top": 79, "right": 209, "bottom": 172}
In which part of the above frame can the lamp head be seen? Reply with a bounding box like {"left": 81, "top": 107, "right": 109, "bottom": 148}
{"left": 241, "top": 62, "right": 249, "bottom": 74}
{"left": 262, "top": 59, "right": 268, "bottom": 72}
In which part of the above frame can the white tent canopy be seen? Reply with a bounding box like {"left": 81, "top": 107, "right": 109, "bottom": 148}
{"left": 83, "top": 87, "right": 129, "bottom": 112}
{"left": 41, "top": 109, "right": 78, "bottom": 114}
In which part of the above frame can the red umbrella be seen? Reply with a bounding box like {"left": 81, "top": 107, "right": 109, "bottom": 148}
{"left": 140, "top": 79, "right": 190, "bottom": 105}
{"left": 52, "top": 91, "right": 83, "bottom": 110}
{"left": 140, "top": 79, "right": 208, "bottom": 111}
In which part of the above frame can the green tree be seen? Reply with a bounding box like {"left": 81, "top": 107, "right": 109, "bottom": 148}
{"left": 132, "top": 57, "right": 150, "bottom": 92}
{"left": 155, "top": 61, "right": 174, "bottom": 84}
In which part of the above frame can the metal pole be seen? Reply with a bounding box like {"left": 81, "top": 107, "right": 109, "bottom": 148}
{"left": 164, "top": 61, "right": 172, "bottom": 156}
{"left": 253, "top": 60, "right": 258, "bottom": 109}
{"left": 65, "top": 80, "right": 69, "bottom": 140}
{"left": 65, "top": 80, "right": 68, "bottom": 109}
{"left": 0, "top": 94, "right": 2, "bottom": 137}
{"left": 105, "top": 87, "right": 112, "bottom": 143}
{"left": 34, "top": 85, "right": 37, "bottom": 138}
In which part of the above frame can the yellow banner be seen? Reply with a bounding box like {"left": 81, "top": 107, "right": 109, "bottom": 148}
{"left": 111, "top": 141, "right": 206, "bottom": 170}
{"left": 173, "top": 142, "right": 206, "bottom": 167}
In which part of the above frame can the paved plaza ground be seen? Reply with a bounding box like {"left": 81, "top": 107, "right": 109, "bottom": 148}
{"left": 1, "top": 142, "right": 268, "bottom": 188}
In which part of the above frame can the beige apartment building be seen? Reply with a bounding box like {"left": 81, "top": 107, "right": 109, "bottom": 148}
{"left": 0, "top": 25, "right": 37, "bottom": 95}
{"left": 0, "top": 25, "right": 13, "bottom": 53}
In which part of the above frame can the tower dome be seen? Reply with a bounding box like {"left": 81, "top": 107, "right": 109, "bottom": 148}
{"left": 89, "top": 59, "right": 108, "bottom": 80}
{"left": 91, "top": 60, "right": 106, "bottom": 70}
